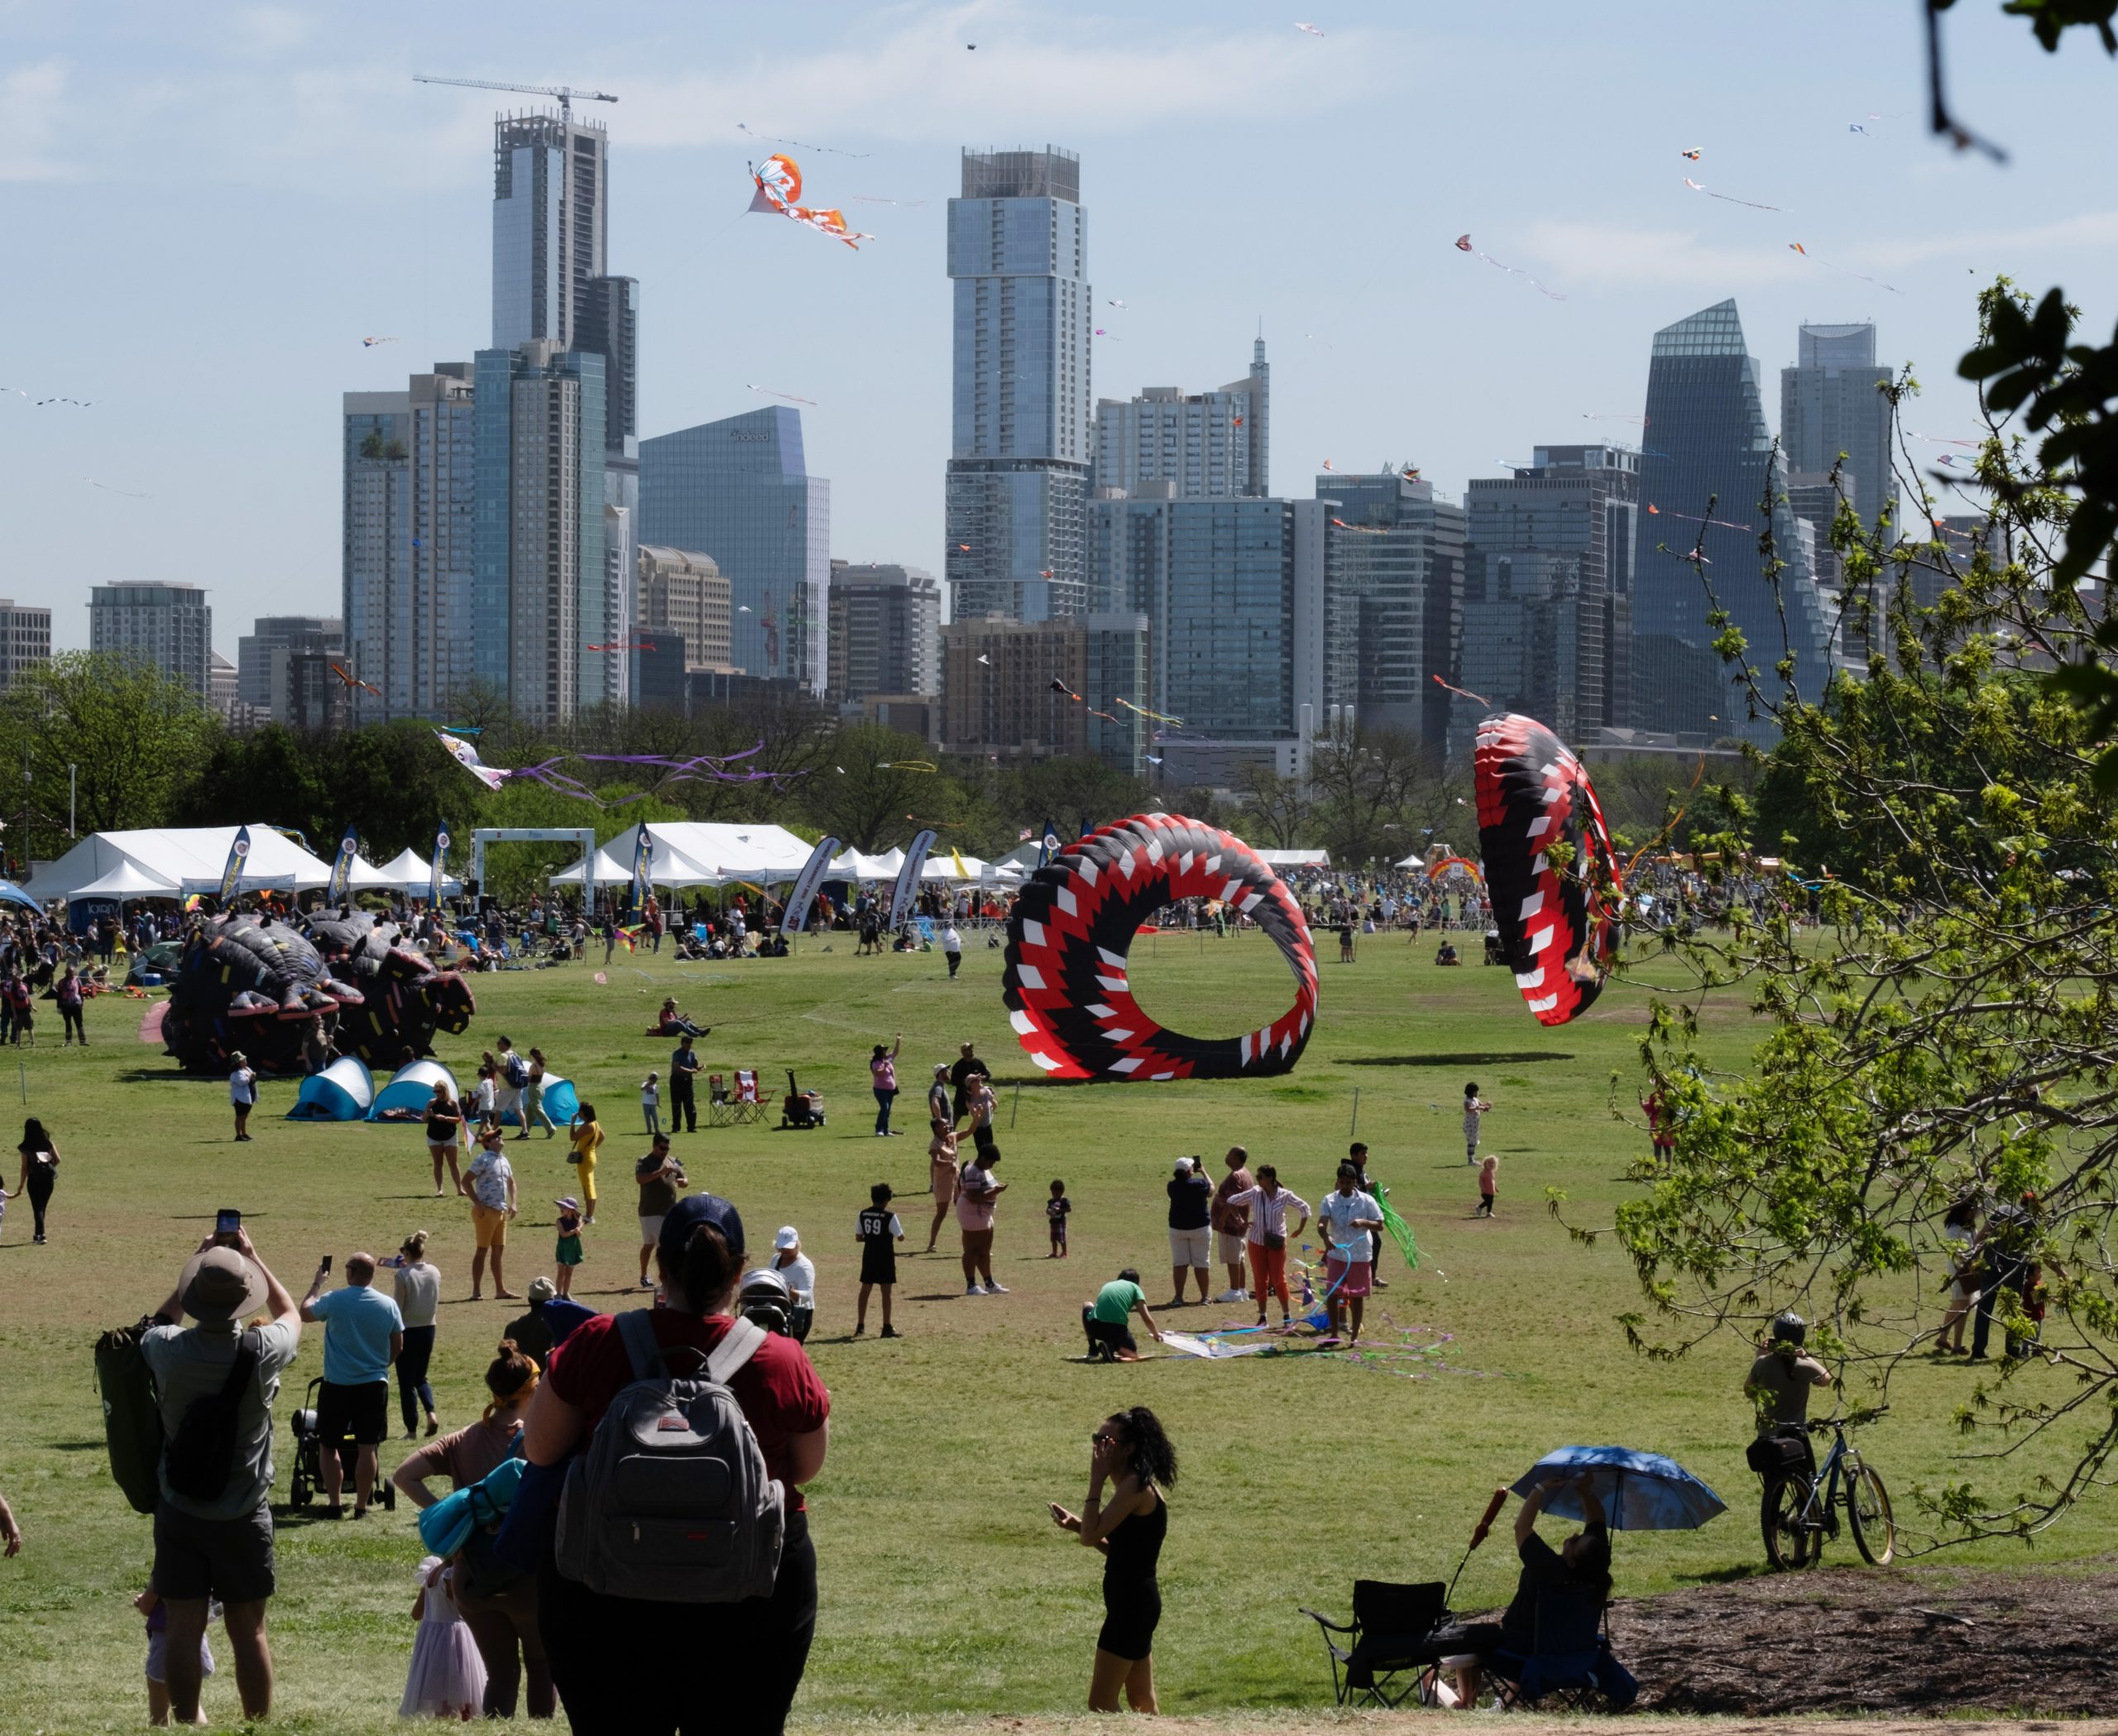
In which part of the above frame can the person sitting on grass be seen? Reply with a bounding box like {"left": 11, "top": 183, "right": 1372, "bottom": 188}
{"left": 1081, "top": 1269, "right": 1163, "bottom": 1363}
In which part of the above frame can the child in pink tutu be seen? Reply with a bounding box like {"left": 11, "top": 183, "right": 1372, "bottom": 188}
{"left": 401, "top": 1555, "right": 486, "bottom": 1720}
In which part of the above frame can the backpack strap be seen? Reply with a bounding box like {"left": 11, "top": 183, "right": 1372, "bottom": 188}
{"left": 221, "top": 1328, "right": 261, "bottom": 1400}
{"left": 706, "top": 1317, "right": 767, "bottom": 1386}
{"left": 614, "top": 1310, "right": 668, "bottom": 1383}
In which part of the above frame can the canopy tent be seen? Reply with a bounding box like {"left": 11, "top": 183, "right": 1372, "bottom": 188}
{"left": 286, "top": 1056, "right": 375, "bottom": 1122}
{"left": 66, "top": 860, "right": 179, "bottom": 904}
{"left": 0, "top": 877, "right": 46, "bottom": 912}
{"left": 549, "top": 822, "right": 817, "bottom": 890}
{"left": 370, "top": 1058, "right": 461, "bottom": 1120}
{"left": 994, "top": 841, "right": 1047, "bottom": 872}
{"left": 1255, "top": 848, "right": 1330, "bottom": 869}
{"left": 827, "top": 847, "right": 905, "bottom": 880}
{"left": 26, "top": 825, "right": 394, "bottom": 901}
{"left": 371, "top": 848, "right": 463, "bottom": 896}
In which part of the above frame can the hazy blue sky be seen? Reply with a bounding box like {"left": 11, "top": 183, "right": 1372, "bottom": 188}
{"left": 7, "top": 0, "right": 2116, "bottom": 655}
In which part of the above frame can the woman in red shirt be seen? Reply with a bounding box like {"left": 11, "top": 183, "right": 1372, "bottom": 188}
{"left": 522, "top": 1195, "right": 830, "bottom": 1735}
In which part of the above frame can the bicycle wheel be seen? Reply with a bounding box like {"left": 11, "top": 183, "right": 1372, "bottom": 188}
{"left": 1762, "top": 1473, "right": 1817, "bottom": 1571}
{"left": 1847, "top": 1460, "right": 1895, "bottom": 1566}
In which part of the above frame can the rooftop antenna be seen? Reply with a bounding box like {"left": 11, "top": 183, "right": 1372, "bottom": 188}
{"left": 413, "top": 74, "right": 619, "bottom": 122}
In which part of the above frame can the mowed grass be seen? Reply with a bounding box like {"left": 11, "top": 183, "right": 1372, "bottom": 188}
{"left": 2, "top": 925, "right": 2112, "bottom": 1733}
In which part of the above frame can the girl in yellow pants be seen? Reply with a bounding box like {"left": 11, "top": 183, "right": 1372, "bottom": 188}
{"left": 568, "top": 1105, "right": 604, "bottom": 1225}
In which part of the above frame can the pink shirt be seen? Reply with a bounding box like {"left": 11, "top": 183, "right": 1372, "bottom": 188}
{"left": 871, "top": 1054, "right": 898, "bottom": 1091}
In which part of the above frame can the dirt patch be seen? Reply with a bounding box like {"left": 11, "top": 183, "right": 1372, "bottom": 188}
{"left": 1604, "top": 1556, "right": 2118, "bottom": 1716}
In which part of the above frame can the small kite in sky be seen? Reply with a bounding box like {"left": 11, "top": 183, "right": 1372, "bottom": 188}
{"left": 1233, "top": 415, "right": 1245, "bottom": 427}
{"left": 1788, "top": 241, "right": 1902, "bottom": 294}
{"left": 1145, "top": 754, "right": 1164, "bottom": 765}
{"left": 1910, "top": 432, "right": 1978, "bottom": 448}
{"left": 1674, "top": 549, "right": 1713, "bottom": 567}
{"left": 1455, "top": 233, "right": 1565, "bottom": 300}
{"left": 737, "top": 605, "right": 754, "bottom": 613}
{"left": 1106, "top": 298, "right": 1128, "bottom": 309}
{"left": 1050, "top": 679, "right": 1081, "bottom": 698}
{"left": 1094, "top": 327, "right": 1121, "bottom": 339}
{"left": 1847, "top": 123, "right": 1871, "bottom": 137}
{"left": 976, "top": 655, "right": 991, "bottom": 665}
{"left": 1116, "top": 697, "right": 1184, "bottom": 727}
{"left": 86, "top": 478, "right": 151, "bottom": 497}
{"left": 1684, "top": 176, "right": 1781, "bottom": 211}
{"left": 22, "top": 396, "right": 92, "bottom": 407}
{"left": 587, "top": 640, "right": 659, "bottom": 652}
{"left": 1583, "top": 412, "right": 1647, "bottom": 425}
{"left": 1331, "top": 517, "right": 1388, "bottom": 535}
{"left": 747, "top": 384, "right": 819, "bottom": 405}
{"left": 1401, "top": 463, "right": 1421, "bottom": 482}
{"left": 1039, "top": 567, "right": 1055, "bottom": 578}
{"left": 736, "top": 122, "right": 870, "bottom": 159}
{"left": 748, "top": 152, "right": 871, "bottom": 249}
{"left": 1647, "top": 503, "right": 1754, "bottom": 533}
{"left": 362, "top": 336, "right": 398, "bottom": 348}
{"left": 1681, "top": 148, "right": 1702, "bottom": 161}
{"left": 956, "top": 543, "right": 971, "bottom": 552}
{"left": 1296, "top": 22, "right": 1325, "bottom": 37}
{"left": 1320, "top": 458, "right": 1335, "bottom": 471}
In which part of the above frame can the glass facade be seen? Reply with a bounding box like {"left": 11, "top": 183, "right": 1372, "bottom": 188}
{"left": 1780, "top": 321, "right": 1895, "bottom": 537}
{"left": 1162, "top": 499, "right": 1296, "bottom": 738}
{"left": 1635, "top": 300, "right": 1833, "bottom": 737}
{"left": 639, "top": 405, "right": 830, "bottom": 693}
{"left": 1094, "top": 340, "right": 1270, "bottom": 501}
{"left": 1316, "top": 473, "right": 1465, "bottom": 749}
{"left": 946, "top": 147, "right": 1090, "bottom": 620}
{"left": 491, "top": 115, "right": 606, "bottom": 353}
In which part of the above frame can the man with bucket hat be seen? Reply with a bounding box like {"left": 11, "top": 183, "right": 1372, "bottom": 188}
{"left": 140, "top": 1227, "right": 303, "bottom": 1724}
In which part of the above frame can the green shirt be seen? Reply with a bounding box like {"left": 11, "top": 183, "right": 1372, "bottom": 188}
{"left": 141, "top": 1317, "right": 302, "bottom": 1520}
{"left": 1092, "top": 1280, "right": 1146, "bottom": 1326}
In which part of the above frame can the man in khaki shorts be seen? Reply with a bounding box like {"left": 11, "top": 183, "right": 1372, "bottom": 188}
{"left": 1210, "top": 1146, "right": 1255, "bottom": 1302}
{"left": 462, "top": 1125, "right": 519, "bottom": 1301}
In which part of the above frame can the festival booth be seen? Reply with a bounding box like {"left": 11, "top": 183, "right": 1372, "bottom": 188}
{"left": 369, "top": 1057, "right": 460, "bottom": 1121}
{"left": 549, "top": 822, "right": 817, "bottom": 890}
{"left": 827, "top": 847, "right": 904, "bottom": 880}
{"left": 0, "top": 877, "right": 42, "bottom": 914}
{"left": 1256, "top": 849, "right": 1332, "bottom": 869}
{"left": 29, "top": 825, "right": 394, "bottom": 906}
{"left": 286, "top": 1056, "right": 376, "bottom": 1121}
{"left": 371, "top": 848, "right": 463, "bottom": 897}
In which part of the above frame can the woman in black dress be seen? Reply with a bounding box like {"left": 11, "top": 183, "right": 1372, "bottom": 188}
{"left": 1049, "top": 1406, "right": 1174, "bottom": 1712}
{"left": 14, "top": 1118, "right": 59, "bottom": 1245}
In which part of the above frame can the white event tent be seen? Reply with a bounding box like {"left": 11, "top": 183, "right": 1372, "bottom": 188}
{"left": 548, "top": 822, "right": 817, "bottom": 889}
{"left": 29, "top": 825, "right": 393, "bottom": 903}
{"left": 371, "top": 847, "right": 463, "bottom": 896}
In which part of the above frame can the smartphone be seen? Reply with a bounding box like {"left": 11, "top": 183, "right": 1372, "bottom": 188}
{"left": 215, "top": 1208, "right": 242, "bottom": 1240}
{"left": 319, "top": 1254, "right": 333, "bottom": 1273}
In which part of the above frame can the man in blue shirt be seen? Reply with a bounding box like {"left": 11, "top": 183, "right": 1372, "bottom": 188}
{"left": 299, "top": 1253, "right": 404, "bottom": 1518}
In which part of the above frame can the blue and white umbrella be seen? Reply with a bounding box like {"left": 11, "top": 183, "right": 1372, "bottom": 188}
{"left": 1511, "top": 1444, "right": 1726, "bottom": 1532}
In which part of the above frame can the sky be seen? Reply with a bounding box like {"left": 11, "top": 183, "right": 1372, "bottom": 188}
{"left": 7, "top": 0, "right": 2117, "bottom": 657}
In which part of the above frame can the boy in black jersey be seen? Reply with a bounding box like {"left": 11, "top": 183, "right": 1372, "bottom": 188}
{"left": 855, "top": 1182, "right": 904, "bottom": 1338}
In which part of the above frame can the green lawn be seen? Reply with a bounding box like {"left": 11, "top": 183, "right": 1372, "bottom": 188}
{"left": 1, "top": 924, "right": 2109, "bottom": 1732}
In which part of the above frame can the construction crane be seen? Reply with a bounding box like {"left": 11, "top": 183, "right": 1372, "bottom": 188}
{"left": 412, "top": 75, "right": 617, "bottom": 122}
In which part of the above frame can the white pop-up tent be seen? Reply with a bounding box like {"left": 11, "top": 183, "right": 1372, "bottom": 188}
{"left": 65, "top": 859, "right": 175, "bottom": 904}
{"left": 828, "top": 847, "right": 904, "bottom": 880}
{"left": 549, "top": 822, "right": 817, "bottom": 889}
{"left": 28, "top": 825, "right": 392, "bottom": 901}
{"left": 371, "top": 848, "right": 463, "bottom": 896}
{"left": 1255, "top": 848, "right": 1330, "bottom": 869}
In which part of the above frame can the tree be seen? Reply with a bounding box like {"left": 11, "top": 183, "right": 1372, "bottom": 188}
{"left": 1556, "top": 276, "right": 2118, "bottom": 1545}
{"left": 0, "top": 651, "right": 219, "bottom": 853}
{"left": 798, "top": 723, "right": 936, "bottom": 851}
{"left": 1306, "top": 721, "right": 1430, "bottom": 866}
{"left": 1233, "top": 761, "right": 1311, "bottom": 848}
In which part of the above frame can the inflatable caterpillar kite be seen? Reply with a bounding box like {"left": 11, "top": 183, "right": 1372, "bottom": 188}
{"left": 1004, "top": 813, "right": 1317, "bottom": 1080}
{"left": 1473, "top": 713, "right": 1622, "bottom": 1025}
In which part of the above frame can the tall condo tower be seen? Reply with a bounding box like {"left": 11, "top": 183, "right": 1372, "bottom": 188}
{"left": 491, "top": 113, "right": 606, "bottom": 352}
{"left": 945, "top": 146, "right": 1091, "bottom": 621}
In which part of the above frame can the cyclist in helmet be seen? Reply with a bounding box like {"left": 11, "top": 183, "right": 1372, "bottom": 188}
{"left": 1746, "top": 1312, "right": 1832, "bottom": 1462}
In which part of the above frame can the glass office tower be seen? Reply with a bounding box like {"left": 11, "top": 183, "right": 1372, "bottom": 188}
{"left": 945, "top": 146, "right": 1092, "bottom": 621}
{"left": 640, "top": 405, "right": 830, "bottom": 694}
{"left": 491, "top": 113, "right": 606, "bottom": 353}
{"left": 1635, "top": 300, "right": 1834, "bottom": 737}
{"left": 1093, "top": 339, "right": 1270, "bottom": 501}
{"left": 1780, "top": 321, "right": 1895, "bottom": 536}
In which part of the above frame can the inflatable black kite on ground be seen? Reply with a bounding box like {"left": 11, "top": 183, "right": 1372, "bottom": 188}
{"left": 1473, "top": 712, "right": 1622, "bottom": 1026}
{"left": 1003, "top": 813, "right": 1317, "bottom": 1081}
{"left": 161, "top": 912, "right": 473, "bottom": 1076}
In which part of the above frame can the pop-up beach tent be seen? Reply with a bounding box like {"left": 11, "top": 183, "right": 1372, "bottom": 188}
{"left": 370, "top": 1058, "right": 460, "bottom": 1120}
{"left": 286, "top": 1056, "right": 376, "bottom": 1121}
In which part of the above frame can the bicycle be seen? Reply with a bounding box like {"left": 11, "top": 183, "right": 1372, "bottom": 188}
{"left": 1759, "top": 1406, "right": 1895, "bottom": 1570}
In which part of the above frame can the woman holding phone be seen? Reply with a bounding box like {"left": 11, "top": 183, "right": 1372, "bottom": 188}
{"left": 1049, "top": 1408, "right": 1176, "bottom": 1713}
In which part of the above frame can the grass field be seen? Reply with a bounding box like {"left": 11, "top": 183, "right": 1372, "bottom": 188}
{"left": 2, "top": 923, "right": 2111, "bottom": 1732}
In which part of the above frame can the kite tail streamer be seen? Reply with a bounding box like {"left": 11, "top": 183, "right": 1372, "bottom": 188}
{"left": 1377, "top": 1192, "right": 1421, "bottom": 1272}
{"left": 1430, "top": 672, "right": 1493, "bottom": 709}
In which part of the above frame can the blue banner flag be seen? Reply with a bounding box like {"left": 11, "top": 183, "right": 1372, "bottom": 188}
{"left": 326, "top": 826, "right": 359, "bottom": 904}
{"left": 217, "top": 826, "right": 252, "bottom": 904}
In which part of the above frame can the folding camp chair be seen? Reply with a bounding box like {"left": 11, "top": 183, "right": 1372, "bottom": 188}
{"left": 706, "top": 1074, "right": 737, "bottom": 1128}
{"left": 1299, "top": 1580, "right": 1449, "bottom": 1709}
{"left": 1483, "top": 1592, "right": 1631, "bottom": 1713}
{"left": 731, "top": 1069, "right": 767, "bottom": 1125}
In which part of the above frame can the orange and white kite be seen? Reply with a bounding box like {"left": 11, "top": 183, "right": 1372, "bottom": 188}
{"left": 748, "top": 153, "right": 872, "bottom": 251}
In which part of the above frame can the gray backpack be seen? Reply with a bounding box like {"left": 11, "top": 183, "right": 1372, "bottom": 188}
{"left": 555, "top": 1312, "right": 784, "bottom": 1603}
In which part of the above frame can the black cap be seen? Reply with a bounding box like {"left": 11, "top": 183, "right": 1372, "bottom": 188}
{"left": 659, "top": 1192, "right": 745, "bottom": 1265}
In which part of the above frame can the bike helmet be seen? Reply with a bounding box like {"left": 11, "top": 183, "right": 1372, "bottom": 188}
{"left": 739, "top": 1267, "right": 794, "bottom": 1336}
{"left": 1770, "top": 1310, "right": 1807, "bottom": 1347}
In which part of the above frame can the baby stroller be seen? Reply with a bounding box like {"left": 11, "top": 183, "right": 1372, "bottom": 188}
{"left": 286, "top": 1379, "right": 395, "bottom": 1511}
{"left": 779, "top": 1069, "right": 827, "bottom": 1130}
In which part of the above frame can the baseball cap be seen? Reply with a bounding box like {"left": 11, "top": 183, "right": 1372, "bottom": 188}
{"left": 1172, "top": 1160, "right": 1192, "bottom": 1177}
{"left": 659, "top": 1192, "right": 746, "bottom": 1265}
{"left": 774, "top": 1225, "right": 801, "bottom": 1250}
{"left": 177, "top": 1245, "right": 269, "bottom": 1325}
{"left": 526, "top": 1276, "right": 558, "bottom": 1303}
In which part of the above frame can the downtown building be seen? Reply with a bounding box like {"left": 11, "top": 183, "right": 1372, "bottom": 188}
{"left": 1634, "top": 300, "right": 1837, "bottom": 737}
{"left": 1780, "top": 321, "right": 1895, "bottom": 539}
{"left": 1460, "top": 445, "right": 1639, "bottom": 747}
{"left": 1316, "top": 470, "right": 1465, "bottom": 755}
{"left": 343, "top": 366, "right": 477, "bottom": 721}
{"left": 640, "top": 406, "right": 830, "bottom": 695}
{"left": 1089, "top": 496, "right": 1329, "bottom": 785}
{"left": 1093, "top": 341, "right": 1270, "bottom": 501}
{"left": 0, "top": 601, "right": 52, "bottom": 693}
{"left": 939, "top": 613, "right": 1150, "bottom": 773}
{"left": 944, "top": 146, "right": 1093, "bottom": 621}
{"left": 88, "top": 582, "right": 211, "bottom": 698}
{"left": 827, "top": 563, "right": 942, "bottom": 703}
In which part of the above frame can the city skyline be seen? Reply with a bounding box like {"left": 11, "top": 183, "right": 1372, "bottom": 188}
{"left": 8, "top": 2, "right": 2118, "bottom": 656}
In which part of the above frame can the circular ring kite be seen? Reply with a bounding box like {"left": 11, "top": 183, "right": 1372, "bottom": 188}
{"left": 1003, "top": 813, "right": 1317, "bottom": 1081}
{"left": 1474, "top": 712, "right": 1623, "bottom": 1026}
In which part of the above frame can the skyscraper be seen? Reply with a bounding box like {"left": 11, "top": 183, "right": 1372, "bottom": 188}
{"left": 237, "top": 616, "right": 345, "bottom": 718}
{"left": 88, "top": 583, "right": 212, "bottom": 698}
{"left": 343, "top": 365, "right": 477, "bottom": 720}
{"left": 827, "top": 563, "right": 942, "bottom": 701}
{"left": 1316, "top": 471, "right": 1466, "bottom": 751}
{"left": 1780, "top": 322, "right": 1895, "bottom": 537}
{"left": 635, "top": 545, "right": 734, "bottom": 673}
{"left": 491, "top": 113, "right": 606, "bottom": 353}
{"left": 1636, "top": 300, "right": 1836, "bottom": 737}
{"left": 640, "top": 406, "right": 830, "bottom": 693}
{"left": 939, "top": 613, "right": 1149, "bottom": 772}
{"left": 472, "top": 341, "right": 608, "bottom": 725}
{"left": 0, "top": 601, "right": 51, "bottom": 693}
{"left": 1462, "top": 445, "right": 1638, "bottom": 745}
{"left": 945, "top": 146, "right": 1092, "bottom": 621}
{"left": 1093, "top": 340, "right": 1270, "bottom": 501}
